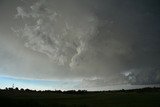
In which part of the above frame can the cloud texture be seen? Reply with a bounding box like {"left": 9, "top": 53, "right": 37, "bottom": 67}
{"left": 1, "top": 0, "right": 160, "bottom": 89}
{"left": 15, "top": 0, "right": 98, "bottom": 68}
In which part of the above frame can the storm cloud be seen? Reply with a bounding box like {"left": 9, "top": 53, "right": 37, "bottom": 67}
{"left": 0, "top": 0, "right": 160, "bottom": 89}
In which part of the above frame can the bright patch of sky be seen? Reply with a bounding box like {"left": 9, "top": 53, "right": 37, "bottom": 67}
{"left": 0, "top": 75, "right": 79, "bottom": 91}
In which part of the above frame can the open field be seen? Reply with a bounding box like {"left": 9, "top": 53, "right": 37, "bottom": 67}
{"left": 0, "top": 88, "right": 160, "bottom": 107}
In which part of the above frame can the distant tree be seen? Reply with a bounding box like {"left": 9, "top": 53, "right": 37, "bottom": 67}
{"left": 54, "top": 90, "right": 62, "bottom": 93}
{"left": 65, "top": 90, "right": 76, "bottom": 94}
{"left": 77, "top": 90, "right": 87, "bottom": 94}
{"left": 25, "top": 88, "right": 30, "bottom": 92}
{"left": 8, "top": 88, "right": 13, "bottom": 90}
{"left": 15, "top": 87, "right": 19, "bottom": 91}
{"left": 20, "top": 88, "right": 24, "bottom": 91}
{"left": 5, "top": 87, "right": 9, "bottom": 90}
{"left": 121, "top": 89, "right": 125, "bottom": 92}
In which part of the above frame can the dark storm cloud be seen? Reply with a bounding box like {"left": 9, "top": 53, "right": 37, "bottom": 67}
{"left": 93, "top": 0, "right": 160, "bottom": 86}
{"left": 1, "top": 0, "right": 160, "bottom": 88}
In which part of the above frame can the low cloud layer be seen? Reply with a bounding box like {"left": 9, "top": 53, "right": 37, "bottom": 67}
{"left": 0, "top": 0, "right": 160, "bottom": 89}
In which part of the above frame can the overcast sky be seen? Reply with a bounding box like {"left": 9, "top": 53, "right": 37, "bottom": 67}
{"left": 0, "top": 0, "right": 160, "bottom": 90}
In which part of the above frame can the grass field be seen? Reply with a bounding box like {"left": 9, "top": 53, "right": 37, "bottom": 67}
{"left": 0, "top": 88, "right": 160, "bottom": 107}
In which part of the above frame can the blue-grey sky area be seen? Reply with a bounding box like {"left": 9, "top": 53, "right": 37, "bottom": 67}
{"left": 0, "top": 0, "right": 160, "bottom": 90}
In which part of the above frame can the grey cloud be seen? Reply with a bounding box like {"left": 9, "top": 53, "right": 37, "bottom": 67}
{"left": 77, "top": 75, "right": 128, "bottom": 88}
{"left": 15, "top": 0, "right": 98, "bottom": 67}
{"left": 10, "top": 0, "right": 160, "bottom": 88}
{"left": 16, "top": 7, "right": 30, "bottom": 18}
{"left": 124, "top": 67, "right": 160, "bottom": 85}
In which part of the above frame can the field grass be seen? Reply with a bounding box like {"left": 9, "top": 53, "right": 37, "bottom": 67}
{"left": 0, "top": 88, "right": 160, "bottom": 107}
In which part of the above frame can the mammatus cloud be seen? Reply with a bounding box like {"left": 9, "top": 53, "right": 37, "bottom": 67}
{"left": 11, "top": 0, "right": 160, "bottom": 88}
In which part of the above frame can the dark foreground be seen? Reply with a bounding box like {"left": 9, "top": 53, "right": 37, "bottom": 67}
{"left": 0, "top": 88, "right": 160, "bottom": 107}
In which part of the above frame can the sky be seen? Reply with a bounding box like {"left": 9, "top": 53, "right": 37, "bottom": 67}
{"left": 0, "top": 0, "right": 160, "bottom": 91}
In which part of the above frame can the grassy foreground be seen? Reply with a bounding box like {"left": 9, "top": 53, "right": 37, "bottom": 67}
{"left": 0, "top": 88, "right": 160, "bottom": 107}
